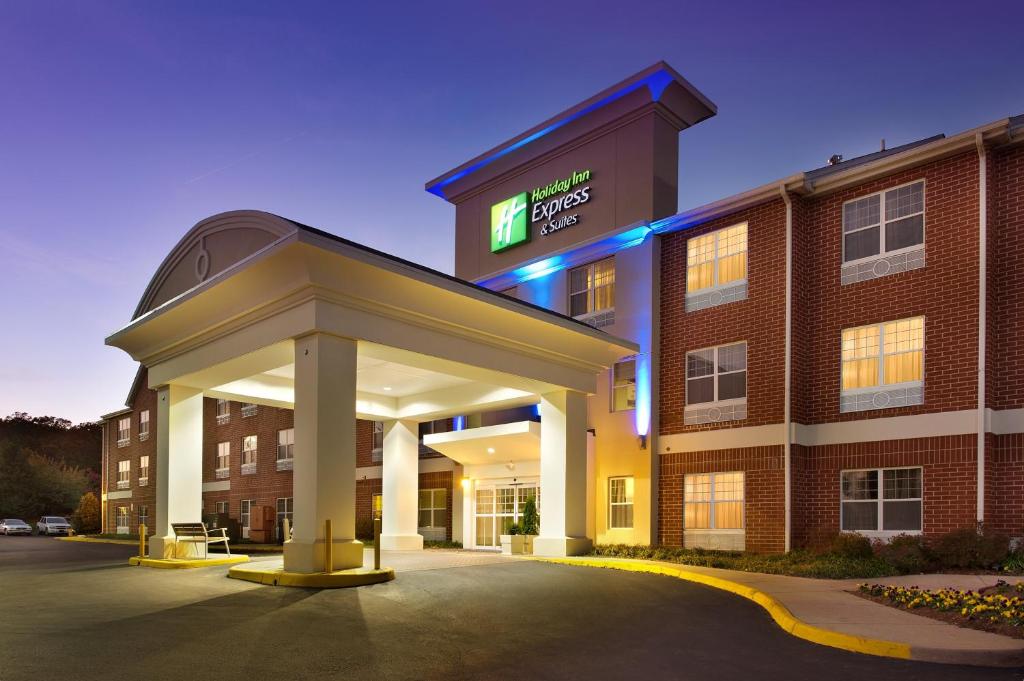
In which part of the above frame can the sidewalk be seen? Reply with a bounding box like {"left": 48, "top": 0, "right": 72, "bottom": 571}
{"left": 541, "top": 557, "right": 1024, "bottom": 667}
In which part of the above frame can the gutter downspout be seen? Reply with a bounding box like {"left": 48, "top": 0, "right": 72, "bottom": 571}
{"left": 780, "top": 185, "right": 793, "bottom": 551}
{"left": 975, "top": 133, "right": 987, "bottom": 525}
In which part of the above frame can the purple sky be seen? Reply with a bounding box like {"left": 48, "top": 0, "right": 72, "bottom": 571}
{"left": 1, "top": 0, "right": 1021, "bottom": 424}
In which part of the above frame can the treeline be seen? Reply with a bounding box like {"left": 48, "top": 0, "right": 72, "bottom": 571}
{"left": 0, "top": 413, "right": 101, "bottom": 520}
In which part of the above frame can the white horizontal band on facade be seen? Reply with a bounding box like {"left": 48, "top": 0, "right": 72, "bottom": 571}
{"left": 355, "top": 456, "right": 455, "bottom": 481}
{"left": 659, "top": 408, "right": 1024, "bottom": 454}
{"left": 202, "top": 480, "right": 230, "bottom": 492}
{"left": 106, "top": 490, "right": 133, "bottom": 500}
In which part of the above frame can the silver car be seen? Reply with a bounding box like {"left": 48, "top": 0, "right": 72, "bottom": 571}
{"left": 36, "top": 516, "right": 71, "bottom": 535}
{"left": 0, "top": 519, "right": 32, "bottom": 535}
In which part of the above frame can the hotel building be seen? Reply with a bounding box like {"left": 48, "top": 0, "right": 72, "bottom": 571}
{"left": 100, "top": 62, "right": 1024, "bottom": 564}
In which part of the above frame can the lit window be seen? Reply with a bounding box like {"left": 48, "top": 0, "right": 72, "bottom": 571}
{"left": 569, "top": 257, "right": 615, "bottom": 327}
{"left": 117, "top": 460, "right": 130, "bottom": 489}
{"left": 843, "top": 180, "right": 924, "bottom": 264}
{"left": 138, "top": 455, "right": 149, "bottom": 486}
{"left": 687, "top": 223, "right": 748, "bottom": 293}
{"left": 418, "top": 489, "right": 447, "bottom": 529}
{"left": 842, "top": 317, "right": 924, "bottom": 391}
{"left": 372, "top": 493, "right": 383, "bottom": 520}
{"left": 608, "top": 477, "right": 634, "bottom": 529}
{"left": 241, "top": 435, "right": 257, "bottom": 473}
{"left": 841, "top": 467, "right": 922, "bottom": 534}
{"left": 216, "top": 441, "right": 230, "bottom": 477}
{"left": 611, "top": 359, "right": 637, "bottom": 412}
{"left": 686, "top": 342, "right": 747, "bottom": 405}
{"left": 138, "top": 410, "right": 150, "bottom": 440}
{"left": 216, "top": 399, "right": 230, "bottom": 424}
{"left": 685, "top": 472, "right": 744, "bottom": 530}
{"left": 117, "top": 417, "right": 131, "bottom": 446}
{"left": 115, "top": 506, "right": 130, "bottom": 533}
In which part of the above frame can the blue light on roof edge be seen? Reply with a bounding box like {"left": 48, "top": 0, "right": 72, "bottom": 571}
{"left": 427, "top": 69, "right": 675, "bottom": 199}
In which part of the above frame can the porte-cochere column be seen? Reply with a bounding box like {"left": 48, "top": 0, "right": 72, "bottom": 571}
{"left": 380, "top": 419, "right": 423, "bottom": 550}
{"left": 150, "top": 384, "right": 203, "bottom": 559}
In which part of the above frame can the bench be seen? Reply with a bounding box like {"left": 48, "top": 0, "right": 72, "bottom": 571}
{"left": 170, "top": 522, "right": 230, "bottom": 559}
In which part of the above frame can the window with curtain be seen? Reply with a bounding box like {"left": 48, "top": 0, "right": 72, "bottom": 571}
{"left": 684, "top": 472, "right": 744, "bottom": 530}
{"left": 687, "top": 223, "right": 748, "bottom": 294}
{"left": 608, "top": 477, "right": 634, "bottom": 529}
{"left": 842, "top": 317, "right": 924, "bottom": 391}
{"left": 569, "top": 258, "right": 615, "bottom": 320}
{"left": 612, "top": 359, "right": 637, "bottom": 412}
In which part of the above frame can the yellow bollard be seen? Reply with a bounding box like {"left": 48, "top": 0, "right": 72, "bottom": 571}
{"left": 324, "top": 519, "right": 333, "bottom": 573}
{"left": 373, "top": 517, "right": 381, "bottom": 570}
{"left": 139, "top": 524, "right": 146, "bottom": 558}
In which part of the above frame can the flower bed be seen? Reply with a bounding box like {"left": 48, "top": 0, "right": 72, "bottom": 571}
{"left": 858, "top": 581, "right": 1024, "bottom": 639}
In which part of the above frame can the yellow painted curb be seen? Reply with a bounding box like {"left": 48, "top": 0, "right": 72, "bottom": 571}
{"left": 228, "top": 564, "right": 394, "bottom": 588}
{"left": 59, "top": 536, "right": 138, "bottom": 545}
{"left": 536, "top": 557, "right": 912, "bottom": 661}
{"left": 128, "top": 554, "right": 250, "bottom": 569}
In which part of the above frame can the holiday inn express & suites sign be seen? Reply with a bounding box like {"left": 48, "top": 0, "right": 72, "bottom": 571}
{"left": 490, "top": 168, "right": 593, "bottom": 252}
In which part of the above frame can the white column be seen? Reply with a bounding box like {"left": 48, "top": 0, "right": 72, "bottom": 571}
{"left": 534, "top": 390, "right": 592, "bottom": 557}
{"left": 451, "top": 464, "right": 465, "bottom": 546}
{"left": 379, "top": 419, "right": 423, "bottom": 550}
{"left": 150, "top": 384, "right": 203, "bottom": 559}
{"left": 284, "top": 333, "right": 363, "bottom": 573}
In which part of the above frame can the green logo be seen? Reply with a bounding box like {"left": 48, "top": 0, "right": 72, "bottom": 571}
{"left": 490, "top": 192, "right": 529, "bottom": 252}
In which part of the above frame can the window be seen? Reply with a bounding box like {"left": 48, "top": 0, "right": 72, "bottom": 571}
{"left": 687, "top": 223, "right": 748, "bottom": 293}
{"left": 241, "top": 402, "right": 258, "bottom": 418}
{"left": 216, "top": 399, "right": 230, "bottom": 425}
{"left": 569, "top": 257, "right": 615, "bottom": 327}
{"left": 138, "top": 505, "right": 148, "bottom": 530}
{"left": 841, "top": 467, "right": 922, "bottom": 534}
{"left": 138, "top": 410, "right": 150, "bottom": 441}
{"left": 276, "top": 429, "right": 294, "bottom": 470}
{"left": 241, "top": 435, "right": 257, "bottom": 474}
{"left": 418, "top": 489, "right": 446, "bottom": 529}
{"left": 276, "top": 497, "right": 294, "bottom": 525}
{"left": 138, "top": 455, "right": 149, "bottom": 486}
{"left": 215, "top": 501, "right": 229, "bottom": 515}
{"left": 117, "top": 417, "right": 130, "bottom": 447}
{"left": 117, "top": 460, "right": 130, "bottom": 489}
{"left": 686, "top": 342, "right": 747, "bottom": 405}
{"left": 842, "top": 317, "right": 924, "bottom": 391}
{"left": 371, "top": 421, "right": 384, "bottom": 463}
{"left": 612, "top": 359, "right": 637, "bottom": 412}
{"left": 685, "top": 472, "right": 744, "bottom": 530}
{"left": 608, "top": 477, "right": 634, "bottom": 529}
{"left": 372, "top": 493, "right": 383, "bottom": 520}
{"left": 843, "top": 180, "right": 925, "bottom": 264}
{"left": 216, "top": 441, "right": 230, "bottom": 478}
{"left": 115, "top": 506, "right": 130, "bottom": 534}
{"left": 240, "top": 500, "right": 253, "bottom": 536}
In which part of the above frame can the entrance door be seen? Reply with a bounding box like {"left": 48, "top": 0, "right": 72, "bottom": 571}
{"left": 473, "top": 482, "right": 540, "bottom": 549}
{"left": 240, "top": 499, "right": 252, "bottom": 539}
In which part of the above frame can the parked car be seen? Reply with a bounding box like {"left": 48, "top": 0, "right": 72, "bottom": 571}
{"left": 0, "top": 519, "right": 32, "bottom": 535}
{"left": 36, "top": 516, "right": 71, "bottom": 535}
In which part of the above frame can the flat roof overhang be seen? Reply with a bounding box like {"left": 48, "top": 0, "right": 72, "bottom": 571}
{"left": 422, "top": 421, "right": 540, "bottom": 466}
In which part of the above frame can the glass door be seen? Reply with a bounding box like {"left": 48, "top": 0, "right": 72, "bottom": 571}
{"left": 240, "top": 500, "right": 252, "bottom": 539}
{"left": 473, "top": 482, "right": 540, "bottom": 549}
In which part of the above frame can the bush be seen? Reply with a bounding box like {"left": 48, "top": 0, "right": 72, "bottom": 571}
{"left": 520, "top": 496, "right": 539, "bottom": 536}
{"left": 931, "top": 526, "right": 1010, "bottom": 570}
{"left": 827, "top": 532, "right": 874, "bottom": 559}
{"left": 1002, "top": 551, "right": 1024, "bottom": 574}
{"left": 874, "top": 534, "right": 932, "bottom": 574}
{"left": 71, "top": 492, "right": 101, "bottom": 534}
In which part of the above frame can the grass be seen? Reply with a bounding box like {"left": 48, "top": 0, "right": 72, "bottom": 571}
{"left": 592, "top": 544, "right": 899, "bottom": 579}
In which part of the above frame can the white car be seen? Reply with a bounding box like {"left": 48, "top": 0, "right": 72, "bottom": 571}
{"left": 36, "top": 516, "right": 71, "bottom": 535}
{"left": 0, "top": 519, "right": 32, "bottom": 535}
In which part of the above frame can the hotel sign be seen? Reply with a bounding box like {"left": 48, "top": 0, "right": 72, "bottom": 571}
{"left": 489, "top": 169, "right": 593, "bottom": 252}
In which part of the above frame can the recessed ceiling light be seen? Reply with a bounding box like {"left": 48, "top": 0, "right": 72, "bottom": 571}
{"left": 383, "top": 386, "right": 392, "bottom": 391}
{"left": 487, "top": 447, "right": 495, "bottom": 454}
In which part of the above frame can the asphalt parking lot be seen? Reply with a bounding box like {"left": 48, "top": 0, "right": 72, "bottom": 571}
{"left": 0, "top": 536, "right": 1019, "bottom": 681}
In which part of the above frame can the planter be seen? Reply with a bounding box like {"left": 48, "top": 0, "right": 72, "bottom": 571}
{"left": 500, "top": 534, "right": 535, "bottom": 555}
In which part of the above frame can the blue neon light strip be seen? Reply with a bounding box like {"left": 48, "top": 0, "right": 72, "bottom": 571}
{"left": 426, "top": 69, "right": 675, "bottom": 199}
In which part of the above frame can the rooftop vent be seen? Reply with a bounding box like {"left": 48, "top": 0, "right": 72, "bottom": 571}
{"left": 827, "top": 154, "right": 844, "bottom": 166}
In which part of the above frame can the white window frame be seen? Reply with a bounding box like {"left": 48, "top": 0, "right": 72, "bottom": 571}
{"left": 116, "top": 460, "right": 130, "bottom": 489}
{"left": 216, "top": 441, "right": 231, "bottom": 478}
{"left": 418, "top": 488, "right": 446, "bottom": 529}
{"left": 276, "top": 497, "right": 294, "bottom": 525}
{"left": 241, "top": 435, "right": 257, "bottom": 474}
{"left": 686, "top": 222, "right": 748, "bottom": 293}
{"left": 216, "top": 399, "right": 230, "bottom": 425}
{"left": 842, "top": 179, "right": 926, "bottom": 266}
{"left": 569, "top": 257, "right": 615, "bottom": 323}
{"left": 115, "top": 506, "right": 130, "bottom": 534}
{"left": 215, "top": 501, "right": 229, "bottom": 515}
{"left": 138, "top": 505, "right": 148, "bottom": 529}
{"left": 608, "top": 476, "right": 634, "bottom": 529}
{"left": 684, "top": 471, "right": 745, "bottom": 532}
{"left": 117, "top": 417, "right": 131, "bottom": 447}
{"left": 840, "top": 466, "right": 923, "bottom": 538}
{"left": 240, "top": 499, "right": 253, "bottom": 538}
{"left": 371, "top": 421, "right": 384, "bottom": 463}
{"left": 138, "top": 455, "right": 149, "bottom": 486}
{"left": 240, "top": 402, "right": 258, "bottom": 418}
{"left": 685, "top": 342, "right": 747, "bottom": 407}
{"left": 276, "top": 428, "right": 294, "bottom": 470}
{"left": 138, "top": 410, "right": 150, "bottom": 441}
{"left": 840, "top": 317, "right": 925, "bottom": 397}
{"left": 611, "top": 358, "right": 637, "bottom": 412}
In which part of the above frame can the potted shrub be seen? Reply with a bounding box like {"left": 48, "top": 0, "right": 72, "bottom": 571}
{"left": 500, "top": 523, "right": 526, "bottom": 555}
{"left": 519, "top": 496, "right": 539, "bottom": 554}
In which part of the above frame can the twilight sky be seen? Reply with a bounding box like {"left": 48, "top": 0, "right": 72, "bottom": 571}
{"left": 1, "top": 0, "right": 1021, "bottom": 424}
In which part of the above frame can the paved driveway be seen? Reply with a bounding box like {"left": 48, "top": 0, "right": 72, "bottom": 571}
{"left": 0, "top": 536, "right": 1018, "bottom": 681}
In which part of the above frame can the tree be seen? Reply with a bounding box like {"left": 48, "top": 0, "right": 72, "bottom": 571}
{"left": 520, "top": 496, "right": 539, "bottom": 536}
{"left": 72, "top": 492, "right": 101, "bottom": 534}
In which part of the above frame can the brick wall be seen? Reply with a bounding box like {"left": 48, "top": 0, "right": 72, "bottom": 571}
{"left": 659, "top": 446, "right": 785, "bottom": 553}
{"left": 104, "top": 371, "right": 156, "bottom": 535}
{"left": 992, "top": 144, "right": 1024, "bottom": 409}
{"left": 354, "top": 471, "right": 454, "bottom": 541}
{"left": 659, "top": 199, "right": 787, "bottom": 434}
{"left": 987, "top": 433, "right": 1024, "bottom": 536}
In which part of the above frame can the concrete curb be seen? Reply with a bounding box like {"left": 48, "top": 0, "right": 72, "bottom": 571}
{"left": 128, "top": 554, "right": 250, "bottom": 569}
{"left": 535, "top": 557, "right": 1024, "bottom": 666}
{"left": 228, "top": 563, "right": 394, "bottom": 588}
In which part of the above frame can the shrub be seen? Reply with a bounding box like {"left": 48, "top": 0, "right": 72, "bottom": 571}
{"left": 355, "top": 518, "right": 375, "bottom": 540}
{"left": 874, "top": 534, "right": 932, "bottom": 574}
{"left": 930, "top": 526, "right": 1010, "bottom": 570}
{"left": 71, "top": 492, "right": 100, "bottom": 534}
{"left": 520, "top": 496, "right": 539, "bottom": 536}
{"left": 1002, "top": 551, "right": 1024, "bottom": 574}
{"left": 827, "top": 532, "right": 874, "bottom": 559}
{"left": 507, "top": 523, "right": 521, "bottom": 536}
